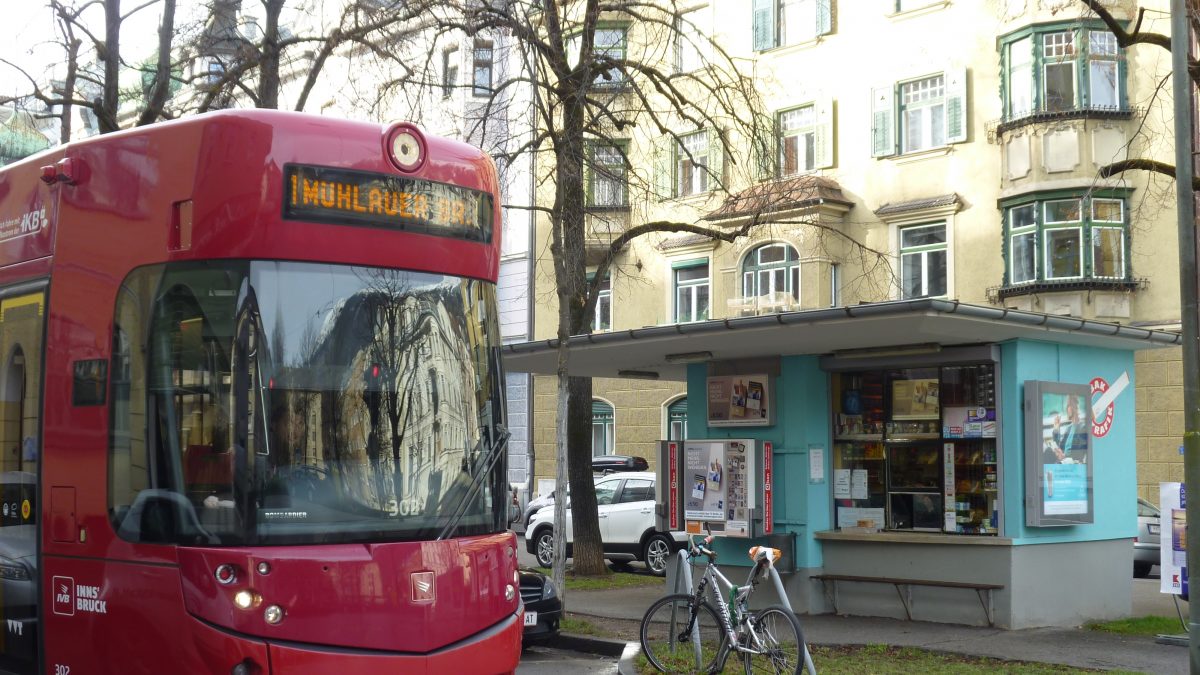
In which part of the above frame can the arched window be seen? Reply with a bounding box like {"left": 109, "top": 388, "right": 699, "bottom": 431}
{"left": 592, "top": 399, "right": 614, "bottom": 456}
{"left": 742, "top": 243, "right": 800, "bottom": 302}
{"left": 667, "top": 397, "right": 688, "bottom": 441}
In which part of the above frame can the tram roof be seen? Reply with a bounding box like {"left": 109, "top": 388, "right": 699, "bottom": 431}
{"left": 501, "top": 299, "right": 1181, "bottom": 381}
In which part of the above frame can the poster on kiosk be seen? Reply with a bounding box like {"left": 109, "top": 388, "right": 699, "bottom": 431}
{"left": 681, "top": 439, "right": 757, "bottom": 537}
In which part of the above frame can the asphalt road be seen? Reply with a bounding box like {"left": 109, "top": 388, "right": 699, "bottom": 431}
{"left": 516, "top": 646, "right": 619, "bottom": 674}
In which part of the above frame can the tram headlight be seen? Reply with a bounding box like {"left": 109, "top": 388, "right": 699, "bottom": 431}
{"left": 233, "top": 590, "right": 262, "bottom": 610}
{"left": 385, "top": 123, "right": 427, "bottom": 173}
{"left": 264, "top": 605, "right": 285, "bottom": 625}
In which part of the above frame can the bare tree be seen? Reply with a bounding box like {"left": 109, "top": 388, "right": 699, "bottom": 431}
{"left": 1077, "top": 0, "right": 1200, "bottom": 189}
{"left": 1, "top": 0, "right": 180, "bottom": 135}
{"left": 391, "top": 0, "right": 890, "bottom": 600}
{"left": 189, "top": 0, "right": 425, "bottom": 113}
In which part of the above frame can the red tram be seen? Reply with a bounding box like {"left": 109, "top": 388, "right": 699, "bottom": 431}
{"left": 0, "top": 110, "right": 520, "bottom": 673}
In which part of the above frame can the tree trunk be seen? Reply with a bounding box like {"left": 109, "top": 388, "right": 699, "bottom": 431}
{"left": 97, "top": 0, "right": 121, "bottom": 133}
{"left": 551, "top": 74, "right": 608, "bottom": 576}
{"left": 136, "top": 0, "right": 176, "bottom": 127}
{"left": 551, "top": 359, "right": 570, "bottom": 606}
{"left": 258, "top": 0, "right": 285, "bottom": 109}
{"left": 566, "top": 375, "right": 606, "bottom": 575}
{"left": 59, "top": 36, "right": 80, "bottom": 143}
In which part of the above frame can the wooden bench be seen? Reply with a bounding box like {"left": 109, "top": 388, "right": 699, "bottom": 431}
{"left": 810, "top": 574, "right": 1004, "bottom": 626}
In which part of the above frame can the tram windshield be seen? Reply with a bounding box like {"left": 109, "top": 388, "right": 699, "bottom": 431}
{"left": 109, "top": 261, "right": 507, "bottom": 546}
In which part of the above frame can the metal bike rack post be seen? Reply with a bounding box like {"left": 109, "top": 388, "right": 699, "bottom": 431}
{"left": 669, "top": 550, "right": 703, "bottom": 668}
{"left": 768, "top": 566, "right": 817, "bottom": 674}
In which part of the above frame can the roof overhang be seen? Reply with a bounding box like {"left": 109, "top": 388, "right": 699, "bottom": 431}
{"left": 502, "top": 299, "right": 1181, "bottom": 381}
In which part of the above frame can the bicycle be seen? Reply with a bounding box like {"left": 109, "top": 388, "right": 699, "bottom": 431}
{"left": 639, "top": 525, "right": 811, "bottom": 674}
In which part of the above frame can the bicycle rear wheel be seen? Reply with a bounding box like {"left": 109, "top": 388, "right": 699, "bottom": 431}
{"left": 640, "top": 593, "right": 724, "bottom": 673}
{"left": 741, "top": 605, "right": 806, "bottom": 674}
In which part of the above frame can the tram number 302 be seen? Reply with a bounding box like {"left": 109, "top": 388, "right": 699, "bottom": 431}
{"left": 55, "top": 665, "right": 70, "bottom": 675}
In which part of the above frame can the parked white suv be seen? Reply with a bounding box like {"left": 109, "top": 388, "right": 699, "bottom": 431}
{"left": 524, "top": 472, "right": 687, "bottom": 575}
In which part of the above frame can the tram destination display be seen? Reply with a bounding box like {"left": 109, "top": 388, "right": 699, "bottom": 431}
{"left": 284, "top": 164, "right": 494, "bottom": 242}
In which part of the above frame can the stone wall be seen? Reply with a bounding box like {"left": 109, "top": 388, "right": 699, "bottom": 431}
{"left": 531, "top": 375, "right": 686, "bottom": 486}
{"left": 1135, "top": 346, "right": 1184, "bottom": 503}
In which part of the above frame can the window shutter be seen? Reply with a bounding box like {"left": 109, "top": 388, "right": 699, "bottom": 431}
{"left": 871, "top": 85, "right": 896, "bottom": 158}
{"left": 707, "top": 128, "right": 725, "bottom": 189}
{"left": 945, "top": 66, "right": 968, "bottom": 144}
{"left": 814, "top": 98, "right": 835, "bottom": 169}
{"left": 653, "top": 136, "right": 674, "bottom": 200}
{"left": 816, "top": 0, "right": 832, "bottom": 36}
{"left": 753, "top": 0, "right": 775, "bottom": 51}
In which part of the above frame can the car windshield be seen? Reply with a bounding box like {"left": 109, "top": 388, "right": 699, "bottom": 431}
{"left": 110, "top": 261, "right": 507, "bottom": 545}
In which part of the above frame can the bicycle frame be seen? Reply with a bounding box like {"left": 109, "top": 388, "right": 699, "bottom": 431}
{"left": 667, "top": 537, "right": 818, "bottom": 674}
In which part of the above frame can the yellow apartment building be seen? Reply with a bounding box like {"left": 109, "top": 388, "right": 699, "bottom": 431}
{"left": 528, "top": 0, "right": 1183, "bottom": 503}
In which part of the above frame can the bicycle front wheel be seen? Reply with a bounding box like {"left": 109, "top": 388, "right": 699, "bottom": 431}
{"left": 640, "top": 593, "right": 724, "bottom": 673}
{"left": 742, "top": 605, "right": 807, "bottom": 674}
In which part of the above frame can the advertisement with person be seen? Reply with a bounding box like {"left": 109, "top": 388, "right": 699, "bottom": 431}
{"left": 1024, "top": 381, "right": 1093, "bottom": 526}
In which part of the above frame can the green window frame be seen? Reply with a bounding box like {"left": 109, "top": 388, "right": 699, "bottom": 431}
{"left": 668, "top": 397, "right": 688, "bottom": 441}
{"left": 871, "top": 68, "right": 967, "bottom": 158}
{"left": 592, "top": 399, "right": 615, "bottom": 456}
{"left": 472, "top": 40, "right": 493, "bottom": 97}
{"left": 675, "top": 8, "right": 710, "bottom": 74}
{"left": 899, "top": 74, "right": 946, "bottom": 154}
{"left": 567, "top": 25, "right": 629, "bottom": 89}
{"left": 1002, "top": 192, "right": 1129, "bottom": 285}
{"left": 673, "top": 259, "right": 710, "bottom": 323}
{"left": 441, "top": 47, "right": 458, "bottom": 99}
{"left": 586, "top": 141, "right": 628, "bottom": 208}
{"left": 741, "top": 243, "right": 799, "bottom": 301}
{"left": 1000, "top": 22, "right": 1127, "bottom": 122}
{"left": 589, "top": 272, "right": 612, "bottom": 332}
{"left": 753, "top": 0, "right": 832, "bottom": 51}
{"left": 899, "top": 222, "right": 947, "bottom": 299}
{"left": 779, "top": 105, "right": 817, "bottom": 175}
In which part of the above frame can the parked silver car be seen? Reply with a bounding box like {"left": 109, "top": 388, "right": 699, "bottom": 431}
{"left": 1135, "top": 497, "right": 1160, "bottom": 578}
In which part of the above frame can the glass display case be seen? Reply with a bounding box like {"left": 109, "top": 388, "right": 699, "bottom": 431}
{"left": 831, "top": 363, "right": 998, "bottom": 535}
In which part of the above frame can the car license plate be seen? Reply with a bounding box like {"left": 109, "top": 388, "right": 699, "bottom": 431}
{"left": 524, "top": 611, "right": 538, "bottom": 627}
{"left": 1149, "top": 524, "right": 1160, "bottom": 535}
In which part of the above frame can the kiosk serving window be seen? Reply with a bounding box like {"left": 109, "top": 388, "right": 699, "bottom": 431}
{"left": 832, "top": 362, "right": 998, "bottom": 535}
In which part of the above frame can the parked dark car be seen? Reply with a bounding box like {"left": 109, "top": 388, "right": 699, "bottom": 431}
{"left": 592, "top": 454, "right": 649, "bottom": 474}
{"left": 519, "top": 568, "right": 562, "bottom": 646}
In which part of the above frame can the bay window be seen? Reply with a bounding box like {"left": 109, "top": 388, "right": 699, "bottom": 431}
{"left": 1002, "top": 193, "right": 1129, "bottom": 287}
{"left": 1001, "top": 23, "right": 1126, "bottom": 122}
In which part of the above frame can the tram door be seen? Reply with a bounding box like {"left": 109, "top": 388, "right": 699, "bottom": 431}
{"left": 0, "top": 292, "right": 44, "bottom": 674}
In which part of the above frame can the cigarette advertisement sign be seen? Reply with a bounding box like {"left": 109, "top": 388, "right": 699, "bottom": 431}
{"left": 706, "top": 375, "right": 773, "bottom": 427}
{"left": 684, "top": 439, "right": 756, "bottom": 537}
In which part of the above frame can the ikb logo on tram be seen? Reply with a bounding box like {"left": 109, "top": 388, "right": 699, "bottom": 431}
{"left": 52, "top": 576, "right": 107, "bottom": 616}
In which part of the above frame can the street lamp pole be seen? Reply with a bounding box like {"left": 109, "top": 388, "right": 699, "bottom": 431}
{"left": 1169, "top": 1, "right": 1200, "bottom": 672}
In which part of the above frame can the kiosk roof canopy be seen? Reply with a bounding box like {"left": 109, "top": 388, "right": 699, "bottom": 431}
{"left": 502, "top": 299, "right": 1180, "bottom": 381}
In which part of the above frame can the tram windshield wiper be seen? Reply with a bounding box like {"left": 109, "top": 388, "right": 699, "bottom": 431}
{"left": 437, "top": 427, "right": 510, "bottom": 541}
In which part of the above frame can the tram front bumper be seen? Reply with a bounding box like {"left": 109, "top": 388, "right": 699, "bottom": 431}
{"left": 263, "top": 610, "right": 522, "bottom": 675}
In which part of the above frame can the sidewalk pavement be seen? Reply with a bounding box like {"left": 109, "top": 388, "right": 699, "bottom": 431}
{"left": 567, "top": 583, "right": 1188, "bottom": 674}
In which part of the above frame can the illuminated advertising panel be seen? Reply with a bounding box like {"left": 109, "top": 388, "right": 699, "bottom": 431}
{"left": 1024, "top": 381, "right": 1093, "bottom": 526}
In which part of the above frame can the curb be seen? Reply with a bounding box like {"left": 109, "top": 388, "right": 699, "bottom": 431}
{"left": 617, "top": 641, "right": 641, "bottom": 675}
{"left": 550, "top": 632, "right": 630, "bottom": 658}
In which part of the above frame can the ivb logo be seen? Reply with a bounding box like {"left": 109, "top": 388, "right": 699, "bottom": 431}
{"left": 52, "top": 576, "right": 74, "bottom": 616}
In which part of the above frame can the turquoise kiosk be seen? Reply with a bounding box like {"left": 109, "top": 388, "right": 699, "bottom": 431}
{"left": 502, "top": 299, "right": 1180, "bottom": 628}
